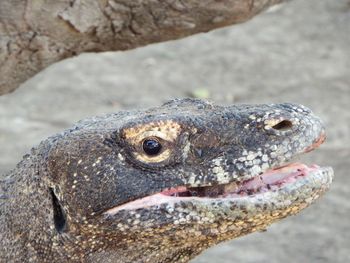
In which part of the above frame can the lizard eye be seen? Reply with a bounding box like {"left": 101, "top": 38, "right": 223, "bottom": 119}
{"left": 142, "top": 138, "right": 162, "bottom": 156}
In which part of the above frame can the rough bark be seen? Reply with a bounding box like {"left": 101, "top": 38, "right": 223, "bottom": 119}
{"left": 0, "top": 0, "right": 286, "bottom": 95}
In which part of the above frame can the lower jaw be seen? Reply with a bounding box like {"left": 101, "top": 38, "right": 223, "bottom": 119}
{"left": 105, "top": 164, "right": 333, "bottom": 216}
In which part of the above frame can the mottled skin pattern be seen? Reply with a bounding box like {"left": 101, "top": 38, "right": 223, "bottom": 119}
{"left": 0, "top": 99, "right": 333, "bottom": 263}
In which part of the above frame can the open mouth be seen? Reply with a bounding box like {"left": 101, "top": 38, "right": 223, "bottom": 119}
{"left": 105, "top": 162, "right": 328, "bottom": 215}
{"left": 161, "top": 163, "right": 319, "bottom": 198}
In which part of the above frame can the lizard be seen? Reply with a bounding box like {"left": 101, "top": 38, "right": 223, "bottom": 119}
{"left": 0, "top": 98, "right": 333, "bottom": 263}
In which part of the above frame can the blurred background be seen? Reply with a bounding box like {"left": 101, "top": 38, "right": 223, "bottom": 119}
{"left": 0, "top": 0, "right": 349, "bottom": 262}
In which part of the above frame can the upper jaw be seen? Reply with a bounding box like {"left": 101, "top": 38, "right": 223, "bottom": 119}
{"left": 103, "top": 103, "right": 330, "bottom": 216}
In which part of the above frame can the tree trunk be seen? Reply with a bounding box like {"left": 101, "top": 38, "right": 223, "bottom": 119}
{"left": 0, "top": 0, "right": 286, "bottom": 95}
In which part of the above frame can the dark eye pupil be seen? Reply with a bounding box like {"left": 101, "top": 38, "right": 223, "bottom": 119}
{"left": 143, "top": 139, "right": 162, "bottom": 156}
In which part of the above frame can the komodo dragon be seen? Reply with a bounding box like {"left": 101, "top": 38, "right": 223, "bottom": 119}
{"left": 0, "top": 99, "right": 333, "bottom": 263}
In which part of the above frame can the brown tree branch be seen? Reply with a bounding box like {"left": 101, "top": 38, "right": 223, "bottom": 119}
{"left": 0, "top": 0, "right": 287, "bottom": 95}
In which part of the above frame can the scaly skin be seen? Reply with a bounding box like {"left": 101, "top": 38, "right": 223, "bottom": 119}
{"left": 0, "top": 99, "right": 333, "bottom": 263}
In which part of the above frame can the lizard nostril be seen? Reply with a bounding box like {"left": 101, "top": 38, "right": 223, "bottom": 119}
{"left": 272, "top": 120, "right": 293, "bottom": 131}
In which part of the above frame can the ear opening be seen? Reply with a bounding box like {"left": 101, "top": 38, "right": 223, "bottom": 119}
{"left": 50, "top": 188, "right": 67, "bottom": 233}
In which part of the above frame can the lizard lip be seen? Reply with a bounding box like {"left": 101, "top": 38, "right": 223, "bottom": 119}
{"left": 160, "top": 163, "right": 320, "bottom": 198}
{"left": 105, "top": 163, "right": 328, "bottom": 215}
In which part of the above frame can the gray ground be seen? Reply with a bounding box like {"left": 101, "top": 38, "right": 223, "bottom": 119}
{"left": 0, "top": 0, "right": 349, "bottom": 262}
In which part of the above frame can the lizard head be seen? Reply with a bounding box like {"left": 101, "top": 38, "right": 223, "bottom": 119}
{"left": 46, "top": 98, "right": 333, "bottom": 261}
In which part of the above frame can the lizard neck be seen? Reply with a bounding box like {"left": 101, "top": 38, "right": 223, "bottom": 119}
{"left": 0, "top": 147, "right": 68, "bottom": 262}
